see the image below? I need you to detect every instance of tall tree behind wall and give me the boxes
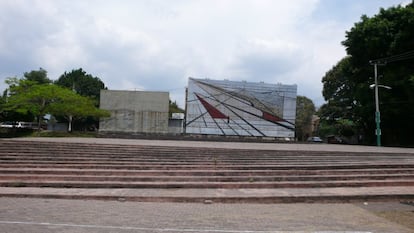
[295,96,316,141]
[322,2,414,146]
[55,68,107,131]
[55,68,106,104]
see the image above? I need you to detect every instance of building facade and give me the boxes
[99,90,169,133]
[185,78,297,138]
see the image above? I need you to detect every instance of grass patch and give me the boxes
[0,128,34,138]
[0,128,97,138]
[31,131,98,138]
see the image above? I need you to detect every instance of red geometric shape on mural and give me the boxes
[263,111,283,122]
[196,94,229,119]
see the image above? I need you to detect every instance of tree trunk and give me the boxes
[68,115,73,132]
[37,115,42,132]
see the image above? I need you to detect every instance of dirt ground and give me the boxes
[357,201,414,231]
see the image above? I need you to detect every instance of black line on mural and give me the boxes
[185,78,296,137]
[199,91,260,136]
[197,90,266,136]
[193,80,294,131]
[194,79,292,127]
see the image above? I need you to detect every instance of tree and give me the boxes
[49,92,109,132]
[4,82,109,132]
[322,2,414,146]
[169,100,184,117]
[319,57,360,141]
[55,68,106,102]
[321,57,357,121]
[55,68,107,130]
[5,84,66,130]
[295,96,316,141]
[0,90,6,122]
[1,69,53,123]
[23,68,51,85]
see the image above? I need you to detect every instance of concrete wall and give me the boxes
[168,119,184,134]
[99,90,169,133]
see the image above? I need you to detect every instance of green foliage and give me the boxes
[50,90,108,118]
[336,119,356,137]
[295,96,316,141]
[4,79,109,132]
[169,100,184,117]
[55,68,106,102]
[23,68,51,85]
[31,131,98,138]
[49,90,109,132]
[54,68,108,131]
[322,2,414,146]
[5,84,61,129]
[1,69,52,122]
[317,121,337,138]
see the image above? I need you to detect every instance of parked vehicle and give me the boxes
[327,135,347,144]
[0,121,45,129]
[0,121,22,128]
[307,136,323,143]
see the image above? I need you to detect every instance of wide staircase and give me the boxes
[0,139,414,203]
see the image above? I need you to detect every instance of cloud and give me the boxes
[230,38,304,81]
[0,0,406,107]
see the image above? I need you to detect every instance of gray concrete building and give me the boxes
[99,90,169,133]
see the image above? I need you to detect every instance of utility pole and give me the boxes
[370,61,390,146]
[373,63,381,146]
[369,50,414,146]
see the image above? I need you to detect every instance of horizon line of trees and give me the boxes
[0,68,109,132]
[318,1,414,146]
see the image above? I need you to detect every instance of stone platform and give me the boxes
[0,137,413,203]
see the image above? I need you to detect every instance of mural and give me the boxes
[185,78,297,137]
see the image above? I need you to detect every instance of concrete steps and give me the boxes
[1,180,414,189]
[0,139,414,203]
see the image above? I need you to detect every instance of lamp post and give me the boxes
[369,62,391,147]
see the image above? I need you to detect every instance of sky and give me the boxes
[0,0,409,108]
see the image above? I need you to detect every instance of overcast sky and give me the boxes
[0,0,408,107]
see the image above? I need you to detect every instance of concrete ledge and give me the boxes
[4,137,414,153]
[1,187,413,203]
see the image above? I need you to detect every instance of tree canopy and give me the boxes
[321,2,414,146]
[48,90,109,132]
[54,68,108,131]
[2,70,109,132]
[23,68,52,85]
[55,68,106,102]
[1,69,52,123]
[169,100,184,117]
[295,96,316,141]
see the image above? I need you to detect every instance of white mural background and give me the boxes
[185,78,297,137]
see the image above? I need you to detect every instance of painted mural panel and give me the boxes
[185,78,297,137]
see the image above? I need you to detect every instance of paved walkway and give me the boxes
[1,186,414,202]
[1,197,413,233]
[5,137,414,153]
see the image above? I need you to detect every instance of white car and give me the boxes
[307,136,323,143]
[0,121,32,128]
[0,121,20,128]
